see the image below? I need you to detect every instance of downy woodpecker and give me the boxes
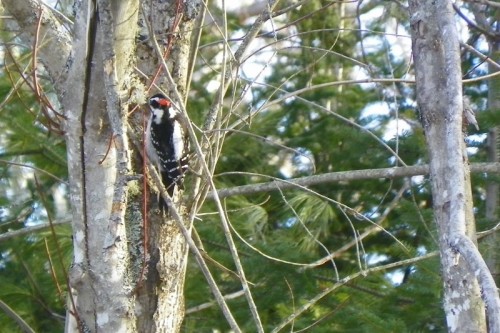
[146,93,189,210]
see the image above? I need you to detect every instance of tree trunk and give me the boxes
[63,1,141,331]
[132,2,199,332]
[1,0,199,331]
[485,38,500,287]
[409,0,500,331]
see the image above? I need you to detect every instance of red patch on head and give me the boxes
[158,98,171,107]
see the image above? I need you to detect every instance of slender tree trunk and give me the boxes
[409,0,500,331]
[485,38,500,287]
[63,1,141,331]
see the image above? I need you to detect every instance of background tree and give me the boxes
[0,0,499,332]
[409,0,499,330]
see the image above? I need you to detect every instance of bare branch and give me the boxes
[146,160,243,333]
[146,16,265,332]
[202,0,280,134]
[453,3,497,39]
[271,252,438,333]
[0,218,71,243]
[461,42,500,71]
[186,289,246,315]
[277,187,339,279]
[211,163,500,199]
[477,222,500,238]
[0,299,36,333]
[450,234,500,332]
[0,159,67,183]
[465,0,500,8]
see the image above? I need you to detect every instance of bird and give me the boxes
[145,93,189,211]
[463,96,479,131]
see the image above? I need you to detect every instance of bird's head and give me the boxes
[149,93,172,124]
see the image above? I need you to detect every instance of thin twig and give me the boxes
[147,161,242,333]
[271,252,438,333]
[186,289,247,314]
[146,14,265,332]
[0,219,70,243]
[0,159,67,183]
[228,78,409,165]
[0,299,35,333]
[277,187,339,279]
[300,184,409,270]
[460,42,500,71]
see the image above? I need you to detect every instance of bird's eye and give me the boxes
[150,100,160,109]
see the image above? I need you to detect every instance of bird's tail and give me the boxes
[158,165,186,213]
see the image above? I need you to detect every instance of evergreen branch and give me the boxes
[271,252,438,333]
[215,221,315,267]
[293,302,347,333]
[209,128,317,172]
[230,78,408,165]
[277,186,339,279]
[300,183,410,271]
[0,149,43,157]
[33,176,73,313]
[343,282,414,304]
[211,163,500,199]
[215,172,409,267]
[313,277,415,304]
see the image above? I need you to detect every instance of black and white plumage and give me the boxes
[146,93,189,209]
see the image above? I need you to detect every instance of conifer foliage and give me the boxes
[0,0,499,332]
